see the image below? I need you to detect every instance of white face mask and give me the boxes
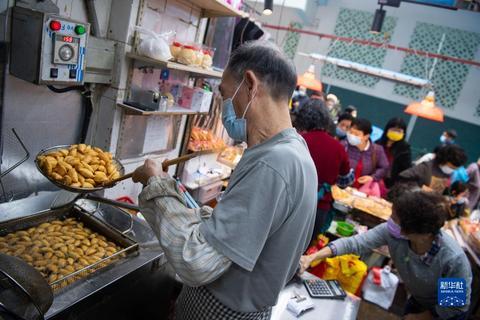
[347,133,362,146]
[440,165,455,175]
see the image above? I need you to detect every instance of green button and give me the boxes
[75,25,86,35]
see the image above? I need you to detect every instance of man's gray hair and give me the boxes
[226,41,297,101]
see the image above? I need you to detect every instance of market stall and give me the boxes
[0,0,247,318]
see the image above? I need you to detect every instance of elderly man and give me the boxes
[133,41,317,319]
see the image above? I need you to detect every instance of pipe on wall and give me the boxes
[262,23,480,68]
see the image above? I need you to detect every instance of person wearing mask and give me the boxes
[132,41,317,319]
[300,187,472,320]
[376,117,412,188]
[343,118,389,189]
[466,157,480,211]
[336,112,354,142]
[295,100,354,240]
[291,86,309,112]
[400,144,467,194]
[440,129,457,145]
[415,129,459,165]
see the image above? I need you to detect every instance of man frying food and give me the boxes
[133,41,317,320]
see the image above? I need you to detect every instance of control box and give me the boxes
[10,6,89,85]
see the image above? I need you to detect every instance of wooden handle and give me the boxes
[103,172,134,187]
[103,152,206,187]
[162,153,199,171]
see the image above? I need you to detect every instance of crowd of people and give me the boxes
[292,92,478,319]
[292,93,480,235]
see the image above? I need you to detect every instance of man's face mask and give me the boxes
[222,78,256,142]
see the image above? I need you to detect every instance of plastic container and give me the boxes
[178,44,197,65]
[170,41,183,60]
[194,45,204,67]
[201,46,215,69]
[336,221,355,236]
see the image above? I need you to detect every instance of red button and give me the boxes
[49,20,61,31]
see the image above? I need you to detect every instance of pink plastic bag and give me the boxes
[359,181,381,197]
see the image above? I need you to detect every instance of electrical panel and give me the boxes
[10,6,90,85]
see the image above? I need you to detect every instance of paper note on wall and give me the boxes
[142,116,173,154]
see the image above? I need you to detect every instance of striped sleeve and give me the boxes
[139,176,231,287]
[336,168,355,188]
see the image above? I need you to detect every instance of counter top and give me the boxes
[271,272,361,320]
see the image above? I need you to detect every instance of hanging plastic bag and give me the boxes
[134,26,174,61]
[362,266,399,310]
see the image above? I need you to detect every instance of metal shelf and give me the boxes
[117,102,209,116]
[194,0,248,17]
[126,53,223,79]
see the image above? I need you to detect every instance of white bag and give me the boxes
[135,26,173,61]
[362,266,399,310]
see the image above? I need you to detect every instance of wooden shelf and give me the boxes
[126,53,223,79]
[194,0,248,17]
[117,102,209,116]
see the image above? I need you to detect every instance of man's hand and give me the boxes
[358,175,373,185]
[404,311,433,320]
[132,159,167,185]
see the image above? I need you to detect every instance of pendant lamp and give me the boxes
[297,64,323,92]
[404,91,444,122]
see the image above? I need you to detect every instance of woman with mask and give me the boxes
[399,144,467,194]
[335,112,354,142]
[299,187,472,320]
[376,117,412,188]
[343,118,389,189]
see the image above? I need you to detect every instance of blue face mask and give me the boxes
[222,79,255,142]
[336,126,346,138]
[440,135,454,145]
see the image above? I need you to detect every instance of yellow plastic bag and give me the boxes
[337,255,368,295]
[316,255,368,295]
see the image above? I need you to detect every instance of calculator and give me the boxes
[303,279,347,299]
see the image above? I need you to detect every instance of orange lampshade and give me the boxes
[404,91,444,122]
[297,64,323,92]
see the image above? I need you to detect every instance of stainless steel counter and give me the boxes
[0,192,172,319]
[271,272,361,320]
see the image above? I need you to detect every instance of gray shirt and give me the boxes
[331,223,472,319]
[200,128,318,312]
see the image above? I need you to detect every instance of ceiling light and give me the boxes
[263,0,273,15]
[404,91,444,122]
[371,8,386,33]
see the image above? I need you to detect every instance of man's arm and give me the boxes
[135,161,231,287]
